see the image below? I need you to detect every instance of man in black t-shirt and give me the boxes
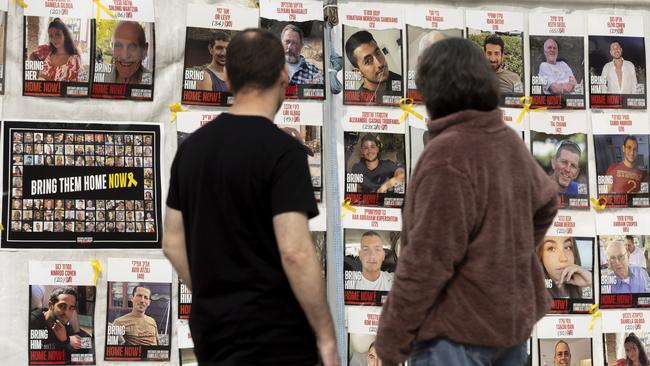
[351,133,405,194]
[29,287,82,362]
[163,29,339,366]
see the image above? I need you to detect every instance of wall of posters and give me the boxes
[2,121,163,248]
[260,0,325,100]
[23,0,92,97]
[405,7,463,103]
[344,228,398,306]
[599,235,650,308]
[181,4,257,106]
[340,3,403,106]
[537,316,593,366]
[529,13,585,109]
[588,14,646,109]
[91,0,155,100]
[466,10,525,107]
[104,258,172,362]
[602,311,650,365]
[29,260,96,365]
[592,112,650,208]
[530,111,590,209]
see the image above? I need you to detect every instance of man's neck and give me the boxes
[624,160,634,168]
[365,159,379,170]
[362,270,381,282]
[129,310,145,318]
[614,57,624,66]
[362,78,385,92]
[116,69,142,84]
[618,270,630,280]
[43,310,55,324]
[287,56,301,66]
[208,61,224,74]
[229,88,281,122]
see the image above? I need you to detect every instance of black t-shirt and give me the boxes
[167,113,319,365]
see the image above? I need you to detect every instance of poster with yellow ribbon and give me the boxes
[2,120,162,248]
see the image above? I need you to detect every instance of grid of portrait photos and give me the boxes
[3,122,161,248]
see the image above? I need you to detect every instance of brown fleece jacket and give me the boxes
[375,109,558,365]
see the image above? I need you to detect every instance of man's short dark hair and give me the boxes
[360,133,381,149]
[626,235,635,241]
[624,135,638,146]
[345,30,375,68]
[483,34,504,53]
[209,30,231,47]
[49,286,77,304]
[417,38,499,119]
[226,28,285,93]
[132,285,151,296]
[281,24,303,44]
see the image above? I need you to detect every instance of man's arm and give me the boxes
[273,211,339,366]
[162,207,192,291]
[628,61,638,93]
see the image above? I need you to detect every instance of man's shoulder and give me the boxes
[113,312,132,323]
[144,315,157,326]
[378,159,399,169]
[606,161,624,172]
[30,308,45,322]
[388,70,402,80]
[500,69,520,80]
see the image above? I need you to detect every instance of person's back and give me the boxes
[169,115,317,363]
[375,37,558,366]
[164,28,339,366]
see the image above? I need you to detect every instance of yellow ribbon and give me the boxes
[399,98,423,123]
[0,223,4,231]
[14,0,27,8]
[516,96,547,124]
[169,102,189,123]
[127,172,138,187]
[340,198,356,218]
[588,304,602,331]
[93,0,115,20]
[91,259,102,286]
[590,196,607,211]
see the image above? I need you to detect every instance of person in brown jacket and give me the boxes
[375,37,558,365]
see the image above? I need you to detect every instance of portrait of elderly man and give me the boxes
[105,21,152,84]
[538,38,577,95]
[604,240,650,294]
[280,24,322,85]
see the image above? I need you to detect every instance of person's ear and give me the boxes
[279,64,289,88]
[224,71,231,91]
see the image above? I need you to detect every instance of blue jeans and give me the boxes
[409,338,529,366]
